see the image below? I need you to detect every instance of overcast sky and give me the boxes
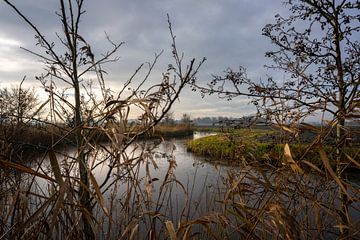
[0,0,289,118]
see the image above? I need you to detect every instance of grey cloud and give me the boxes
[0,0,288,118]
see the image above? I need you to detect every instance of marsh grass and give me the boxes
[183,125,360,239]
[0,122,194,161]
[1,131,360,239]
[140,124,194,139]
[186,134,237,160]
[1,1,359,238]
[187,127,360,168]
[1,119,359,239]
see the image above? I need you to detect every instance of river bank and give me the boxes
[2,130,360,238]
[187,127,360,169]
[0,123,195,162]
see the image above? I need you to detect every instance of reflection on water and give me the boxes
[88,132,229,238]
[32,132,228,237]
[93,132,228,211]
[32,131,360,238]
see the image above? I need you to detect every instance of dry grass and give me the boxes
[0,1,359,238]
[1,128,360,239]
[154,124,193,138]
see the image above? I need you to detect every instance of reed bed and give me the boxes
[1,132,360,239]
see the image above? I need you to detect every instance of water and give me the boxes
[85,132,232,238]
[25,132,360,238]
[27,132,230,238]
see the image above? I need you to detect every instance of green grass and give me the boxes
[187,128,360,167]
[187,128,276,163]
[186,134,236,160]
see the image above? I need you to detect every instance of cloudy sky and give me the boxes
[0,0,288,118]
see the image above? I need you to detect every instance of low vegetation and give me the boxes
[187,134,237,160]
[187,127,360,168]
[152,124,193,138]
[0,121,194,163]
[1,0,359,239]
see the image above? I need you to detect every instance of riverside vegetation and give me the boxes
[187,126,360,169]
[1,0,360,239]
[0,122,194,162]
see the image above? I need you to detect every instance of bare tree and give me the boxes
[2,1,204,239]
[191,0,359,235]
[0,79,39,126]
[0,88,13,125]
[181,113,191,125]
[162,111,175,125]
[194,1,359,127]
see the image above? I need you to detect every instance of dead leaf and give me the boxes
[284,143,304,174]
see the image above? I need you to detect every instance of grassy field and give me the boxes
[187,127,360,168]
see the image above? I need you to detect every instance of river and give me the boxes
[29,131,360,239]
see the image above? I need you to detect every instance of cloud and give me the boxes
[0,0,288,118]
